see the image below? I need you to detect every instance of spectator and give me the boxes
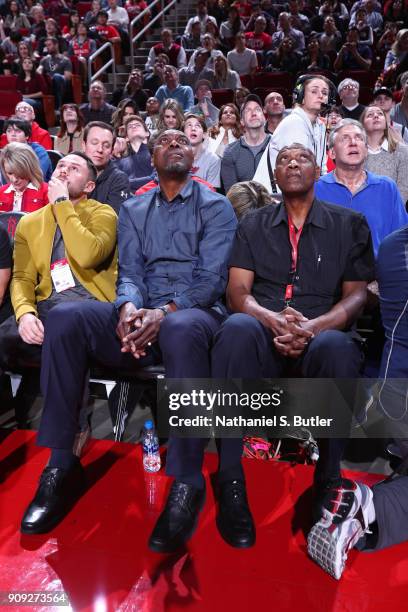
[111,68,148,111]
[29,5,46,40]
[178,48,213,90]
[325,105,346,170]
[2,117,52,181]
[211,55,241,90]
[315,119,408,255]
[155,65,194,112]
[391,71,408,129]
[226,180,273,218]
[350,7,374,46]
[245,15,273,55]
[265,35,302,73]
[245,3,275,36]
[181,21,203,51]
[300,34,331,72]
[95,10,121,44]
[0,27,22,58]
[373,86,408,143]
[156,98,184,133]
[38,18,69,56]
[361,104,408,205]
[271,12,305,52]
[145,29,187,72]
[362,0,383,32]
[11,40,33,75]
[190,79,219,128]
[111,98,139,136]
[216,143,374,544]
[1,101,52,150]
[55,104,85,155]
[16,57,47,117]
[0,224,12,325]
[107,0,129,29]
[68,22,97,82]
[263,91,286,135]
[208,103,242,157]
[254,75,331,191]
[184,0,217,36]
[204,20,222,50]
[183,113,221,187]
[333,27,372,71]
[143,54,167,94]
[220,6,245,50]
[338,78,366,120]
[234,86,250,110]
[83,121,130,214]
[80,80,116,125]
[115,115,153,191]
[143,97,160,131]
[383,28,408,75]
[38,37,72,109]
[287,0,310,34]
[4,1,30,31]
[227,32,258,77]
[384,0,408,22]
[376,21,398,55]
[62,10,81,42]
[0,142,48,212]
[84,0,102,27]
[188,33,223,70]
[221,94,270,193]
[319,16,342,55]
[124,0,150,22]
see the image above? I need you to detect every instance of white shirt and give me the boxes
[227,48,258,76]
[107,6,129,28]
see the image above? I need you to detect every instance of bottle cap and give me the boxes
[144,420,153,430]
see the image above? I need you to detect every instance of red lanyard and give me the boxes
[285,217,303,303]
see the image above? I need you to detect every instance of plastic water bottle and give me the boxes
[142,420,161,473]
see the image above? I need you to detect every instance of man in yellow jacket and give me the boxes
[0,151,117,421]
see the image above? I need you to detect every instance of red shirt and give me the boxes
[135,176,216,195]
[96,24,120,40]
[0,182,49,213]
[245,32,272,51]
[0,122,52,150]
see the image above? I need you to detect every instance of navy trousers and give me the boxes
[211,313,364,486]
[37,302,243,480]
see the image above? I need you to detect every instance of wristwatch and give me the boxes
[157,305,169,316]
[54,196,70,204]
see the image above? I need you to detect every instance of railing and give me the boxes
[88,41,117,89]
[129,0,178,71]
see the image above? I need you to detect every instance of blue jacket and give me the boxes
[114,144,154,191]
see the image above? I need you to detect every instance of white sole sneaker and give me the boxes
[307,481,373,580]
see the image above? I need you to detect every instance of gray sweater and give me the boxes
[366,144,408,206]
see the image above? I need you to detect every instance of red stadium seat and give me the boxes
[77,2,92,17]
[0,75,17,90]
[337,70,377,89]
[253,71,294,91]
[211,89,234,107]
[0,90,22,118]
[240,74,253,89]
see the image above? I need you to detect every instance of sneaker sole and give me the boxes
[307,484,373,580]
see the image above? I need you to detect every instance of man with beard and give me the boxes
[263,91,287,135]
[20,130,254,556]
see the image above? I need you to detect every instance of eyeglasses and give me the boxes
[341,84,358,90]
[16,106,32,112]
[338,133,365,144]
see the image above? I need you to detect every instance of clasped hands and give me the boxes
[264,306,316,358]
[116,302,165,359]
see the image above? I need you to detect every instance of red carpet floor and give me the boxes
[1,430,408,612]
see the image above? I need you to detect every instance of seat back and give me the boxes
[47,149,63,171]
[0,211,26,246]
[0,90,22,118]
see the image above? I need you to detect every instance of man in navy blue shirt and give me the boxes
[20,130,255,553]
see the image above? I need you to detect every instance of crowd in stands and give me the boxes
[1,0,408,587]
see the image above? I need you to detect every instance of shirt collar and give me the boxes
[4,182,38,193]
[157,177,194,205]
[271,198,327,229]
[368,139,389,153]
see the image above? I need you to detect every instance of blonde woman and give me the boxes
[155,99,185,133]
[0,142,48,213]
[361,104,408,205]
[226,180,273,219]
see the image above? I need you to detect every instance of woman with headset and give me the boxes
[253,74,337,194]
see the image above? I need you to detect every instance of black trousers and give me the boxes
[211,313,365,487]
[37,301,243,481]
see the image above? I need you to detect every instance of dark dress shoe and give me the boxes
[216,479,255,548]
[21,463,86,535]
[148,481,205,553]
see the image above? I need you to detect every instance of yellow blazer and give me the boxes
[11,198,118,321]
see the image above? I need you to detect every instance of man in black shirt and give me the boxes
[212,143,375,520]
